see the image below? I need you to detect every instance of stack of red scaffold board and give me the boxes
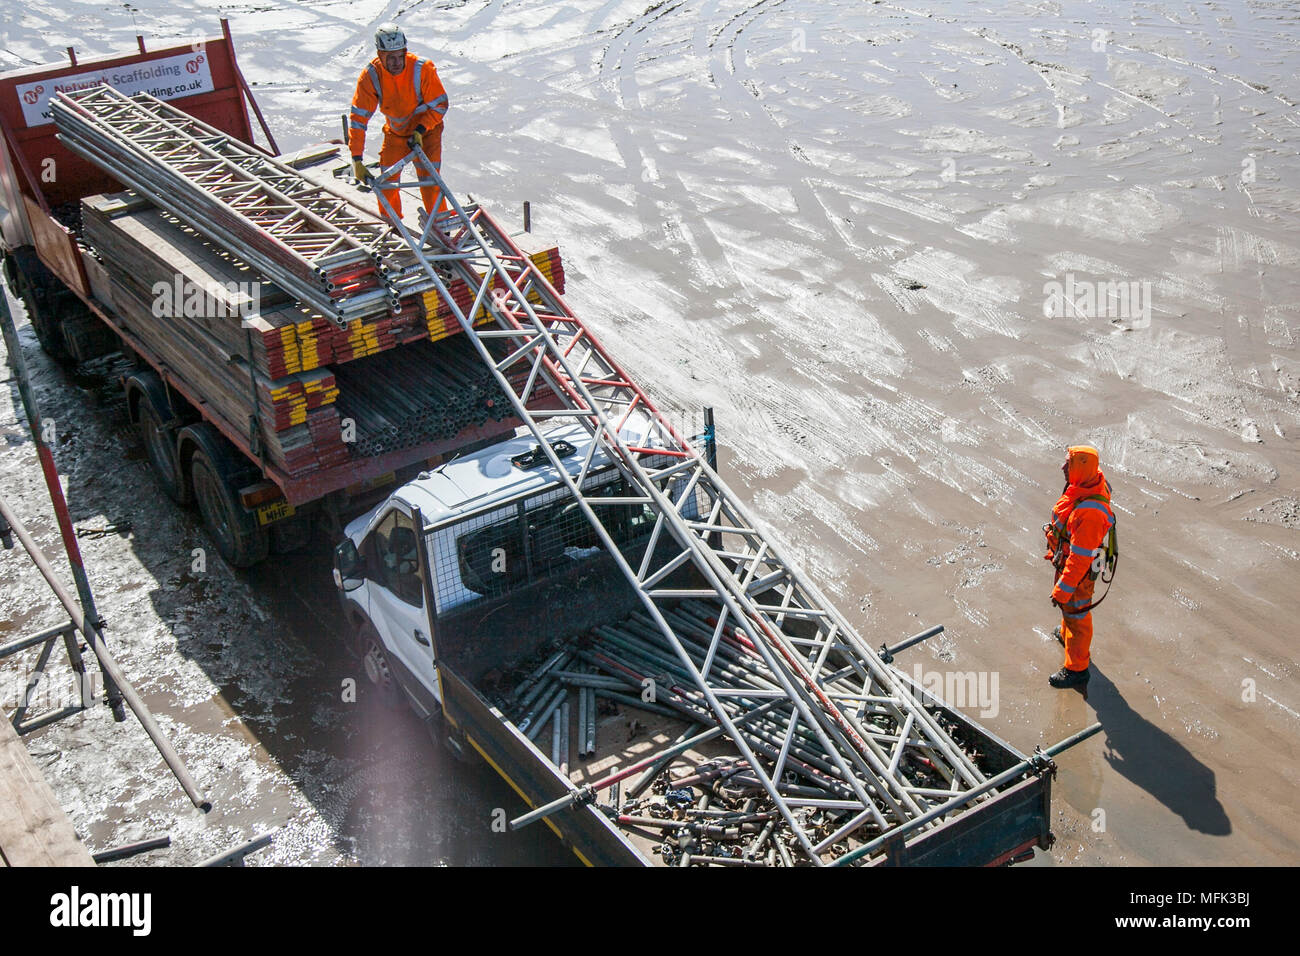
[257,369,340,430]
[421,247,566,340]
[236,246,564,376]
[82,193,353,474]
[80,189,565,478]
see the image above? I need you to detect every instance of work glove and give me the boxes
[351,157,369,183]
[1050,582,1072,606]
[407,125,426,150]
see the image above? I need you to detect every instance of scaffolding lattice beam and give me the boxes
[371,148,991,864]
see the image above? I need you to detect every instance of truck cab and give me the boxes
[333,417,693,726]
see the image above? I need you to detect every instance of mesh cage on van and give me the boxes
[429,452,701,613]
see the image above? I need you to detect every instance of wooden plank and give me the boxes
[0,717,94,866]
[106,278,347,473]
[84,190,565,374]
[78,183,563,479]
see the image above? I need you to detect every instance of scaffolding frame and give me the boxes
[52,86,429,325]
[367,149,999,864]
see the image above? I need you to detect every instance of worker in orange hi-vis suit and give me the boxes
[1042,445,1116,689]
[347,23,450,220]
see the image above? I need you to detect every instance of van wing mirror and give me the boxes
[333,539,363,589]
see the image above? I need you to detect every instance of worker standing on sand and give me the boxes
[1043,445,1116,688]
[348,23,449,220]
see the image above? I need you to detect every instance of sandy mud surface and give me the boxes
[1,0,1296,865]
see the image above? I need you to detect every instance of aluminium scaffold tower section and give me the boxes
[51,86,431,326]
[369,147,994,865]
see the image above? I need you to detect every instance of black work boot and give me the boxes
[1049,666,1090,689]
[1052,626,1064,646]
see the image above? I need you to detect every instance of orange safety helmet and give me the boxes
[1062,445,1100,486]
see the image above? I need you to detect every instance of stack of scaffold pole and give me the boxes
[496,599,996,867]
[54,86,402,325]
[55,86,564,330]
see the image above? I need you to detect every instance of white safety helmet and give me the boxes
[375,23,406,52]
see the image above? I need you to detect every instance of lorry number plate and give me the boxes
[256,501,295,526]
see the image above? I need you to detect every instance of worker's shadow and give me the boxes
[1080,667,1231,836]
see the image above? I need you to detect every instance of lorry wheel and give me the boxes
[138,401,190,505]
[191,449,269,568]
[58,306,116,363]
[6,249,73,364]
[358,624,402,709]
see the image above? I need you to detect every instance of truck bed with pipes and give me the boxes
[334,422,1067,866]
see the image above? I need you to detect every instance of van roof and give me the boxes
[397,423,610,526]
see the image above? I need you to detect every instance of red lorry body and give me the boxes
[1,23,536,513]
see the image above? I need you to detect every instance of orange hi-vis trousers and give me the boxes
[377,126,448,220]
[1059,573,1096,671]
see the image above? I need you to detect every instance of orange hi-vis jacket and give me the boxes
[1048,472,1114,613]
[348,52,448,158]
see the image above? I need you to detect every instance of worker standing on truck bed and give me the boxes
[1043,445,1117,689]
[348,23,449,220]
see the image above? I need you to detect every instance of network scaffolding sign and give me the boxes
[14,51,215,128]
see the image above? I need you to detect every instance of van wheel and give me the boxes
[138,401,190,504]
[359,624,402,709]
[191,449,268,568]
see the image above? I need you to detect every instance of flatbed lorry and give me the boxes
[0,24,555,566]
[2,25,1087,866]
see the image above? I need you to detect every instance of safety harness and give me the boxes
[1046,493,1118,613]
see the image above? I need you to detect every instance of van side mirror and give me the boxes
[333,539,364,590]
